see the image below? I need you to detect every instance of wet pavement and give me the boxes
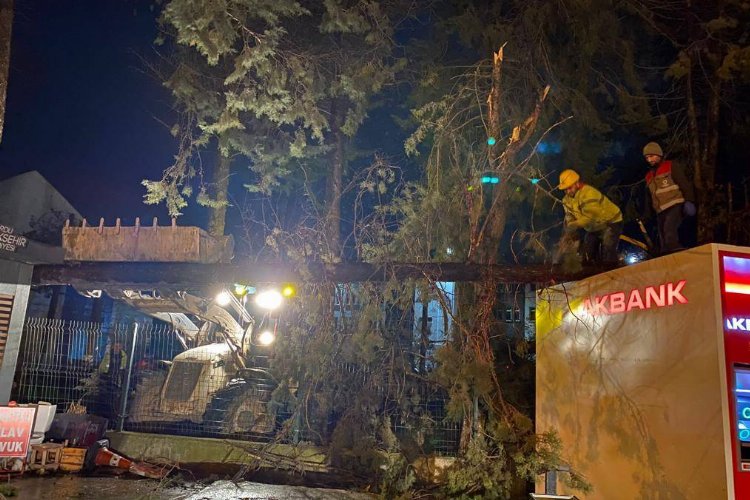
[9,475,376,499]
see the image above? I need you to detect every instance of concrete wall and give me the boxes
[106,431,328,472]
[0,259,31,403]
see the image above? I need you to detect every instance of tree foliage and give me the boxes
[141,1,750,497]
[144,0,408,246]
[630,0,750,242]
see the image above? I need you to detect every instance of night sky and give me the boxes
[0,1,203,226]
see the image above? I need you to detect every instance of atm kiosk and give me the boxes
[536,244,750,499]
[722,252,750,492]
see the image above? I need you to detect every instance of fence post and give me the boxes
[545,469,557,494]
[118,323,138,431]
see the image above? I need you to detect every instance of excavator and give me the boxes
[61,219,287,438]
[122,288,283,438]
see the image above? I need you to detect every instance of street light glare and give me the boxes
[258,330,276,346]
[255,290,282,310]
[215,291,232,306]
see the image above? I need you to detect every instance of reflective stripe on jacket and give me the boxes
[645,161,685,213]
[98,349,128,374]
[562,184,623,232]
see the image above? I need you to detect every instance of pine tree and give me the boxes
[631,0,750,243]
[144,0,408,249]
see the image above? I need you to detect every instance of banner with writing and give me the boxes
[0,406,36,457]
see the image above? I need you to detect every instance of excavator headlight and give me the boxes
[215,291,232,306]
[255,290,282,310]
[258,330,276,346]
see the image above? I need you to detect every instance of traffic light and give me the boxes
[481,175,500,184]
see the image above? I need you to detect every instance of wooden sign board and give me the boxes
[0,406,36,458]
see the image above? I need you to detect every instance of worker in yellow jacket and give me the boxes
[556,169,623,264]
[98,341,127,386]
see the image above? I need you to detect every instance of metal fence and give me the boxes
[13,317,460,454]
[14,317,302,442]
[14,319,182,426]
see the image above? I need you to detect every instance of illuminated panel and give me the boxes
[737,368,750,442]
[725,256,750,295]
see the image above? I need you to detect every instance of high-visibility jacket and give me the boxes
[563,184,623,232]
[645,160,692,214]
[98,348,127,374]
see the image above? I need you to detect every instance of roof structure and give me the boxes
[0,170,81,234]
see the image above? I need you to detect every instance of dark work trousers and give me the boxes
[582,221,624,264]
[657,204,684,254]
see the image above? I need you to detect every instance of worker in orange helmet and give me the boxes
[555,169,623,265]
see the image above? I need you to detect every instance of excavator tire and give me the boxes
[204,379,276,438]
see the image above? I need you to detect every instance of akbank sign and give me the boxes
[726,317,750,332]
[583,280,688,316]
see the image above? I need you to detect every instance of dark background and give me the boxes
[0,1,204,226]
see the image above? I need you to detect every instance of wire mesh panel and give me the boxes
[15,318,108,410]
[390,386,461,456]
[14,319,175,427]
[13,314,459,454]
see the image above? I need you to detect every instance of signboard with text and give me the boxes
[0,406,36,458]
[0,224,28,253]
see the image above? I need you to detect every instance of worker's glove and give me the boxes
[683,201,696,217]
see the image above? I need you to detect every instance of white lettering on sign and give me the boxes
[727,317,750,332]
[0,442,22,453]
[0,225,27,253]
[583,280,688,316]
[0,427,26,438]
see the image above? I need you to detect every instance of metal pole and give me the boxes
[545,470,557,494]
[117,323,138,431]
[419,297,429,374]
[472,393,479,439]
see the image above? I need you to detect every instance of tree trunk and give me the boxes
[685,56,702,191]
[685,55,710,243]
[208,145,231,237]
[326,108,344,259]
[472,48,548,265]
[471,47,507,265]
[0,0,13,143]
[697,81,721,243]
